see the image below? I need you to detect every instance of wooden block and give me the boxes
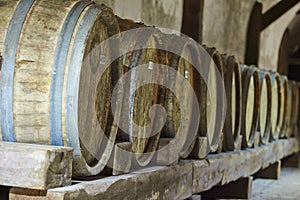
[189,137,209,159]
[254,161,281,180]
[156,138,179,165]
[200,177,253,199]
[102,142,132,175]
[282,153,300,168]
[9,188,47,200]
[235,135,243,151]
[254,131,260,148]
[0,142,73,190]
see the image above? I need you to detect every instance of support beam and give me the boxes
[245,2,262,66]
[254,161,281,180]
[181,0,204,42]
[200,177,253,199]
[261,0,300,31]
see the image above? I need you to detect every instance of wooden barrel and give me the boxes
[289,80,299,137]
[203,47,225,153]
[257,70,272,144]
[0,1,123,176]
[279,76,290,138]
[269,72,281,141]
[221,55,242,151]
[117,17,166,166]
[160,34,201,158]
[240,65,260,148]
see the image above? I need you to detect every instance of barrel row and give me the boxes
[1,1,299,176]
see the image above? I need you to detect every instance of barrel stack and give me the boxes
[0,1,299,178]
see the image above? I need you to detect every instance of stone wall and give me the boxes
[95,0,183,32]
[96,0,300,71]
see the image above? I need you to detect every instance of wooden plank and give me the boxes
[201,177,253,199]
[48,163,193,200]
[261,0,300,31]
[0,142,73,190]
[192,138,299,193]
[44,138,298,199]
[254,161,281,180]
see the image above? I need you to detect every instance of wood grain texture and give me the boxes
[14,0,78,143]
[0,142,73,190]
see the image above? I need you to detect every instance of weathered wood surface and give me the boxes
[47,163,193,200]
[0,142,73,190]
[34,138,300,200]
[192,138,299,194]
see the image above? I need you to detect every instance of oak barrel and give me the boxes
[279,76,290,138]
[117,17,166,166]
[257,70,271,144]
[202,47,226,153]
[221,55,242,151]
[269,72,281,141]
[240,65,260,148]
[0,0,122,176]
[289,80,299,137]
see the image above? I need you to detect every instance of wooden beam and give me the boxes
[261,0,300,31]
[44,138,299,199]
[245,2,262,66]
[181,0,204,42]
[0,142,73,190]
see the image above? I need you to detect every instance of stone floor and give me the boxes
[252,167,300,199]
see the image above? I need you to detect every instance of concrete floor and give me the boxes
[252,167,300,199]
